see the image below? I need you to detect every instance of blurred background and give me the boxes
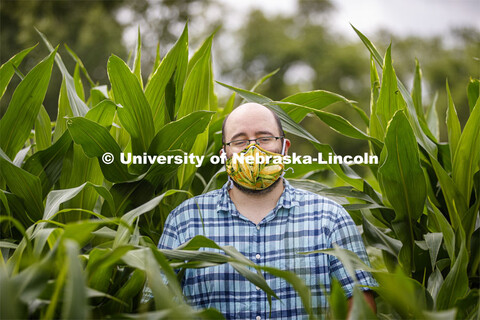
[1,0,479,159]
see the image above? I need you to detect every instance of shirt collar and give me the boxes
[217,178,298,215]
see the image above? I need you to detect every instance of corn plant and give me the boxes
[1,22,478,320]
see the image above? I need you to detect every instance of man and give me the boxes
[157,103,377,318]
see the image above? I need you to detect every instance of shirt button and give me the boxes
[256,225,260,230]
[256,316,261,320]
[255,254,261,259]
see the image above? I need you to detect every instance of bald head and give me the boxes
[222,103,284,144]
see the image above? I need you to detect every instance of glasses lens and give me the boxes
[230,140,248,148]
[257,137,275,146]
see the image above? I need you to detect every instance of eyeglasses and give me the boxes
[224,136,284,149]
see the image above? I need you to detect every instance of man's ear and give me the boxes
[219,148,225,156]
[283,138,291,155]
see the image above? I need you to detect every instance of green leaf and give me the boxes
[148,111,214,154]
[52,79,73,142]
[376,45,404,132]
[429,156,467,231]
[436,241,469,310]
[23,131,72,197]
[34,105,52,151]
[281,90,357,122]
[362,217,402,258]
[378,110,426,275]
[411,58,423,122]
[0,45,36,100]
[36,29,89,117]
[250,68,279,92]
[425,91,439,141]
[352,25,437,157]
[85,100,117,127]
[451,95,480,205]
[67,117,137,183]
[467,77,479,113]
[446,80,462,163]
[0,48,56,159]
[64,44,95,87]
[312,142,363,190]
[369,56,383,142]
[132,27,143,89]
[424,233,443,271]
[62,240,89,320]
[145,24,188,130]
[426,199,456,263]
[113,190,184,248]
[42,182,114,222]
[0,148,44,223]
[177,32,214,118]
[328,278,348,320]
[108,55,155,154]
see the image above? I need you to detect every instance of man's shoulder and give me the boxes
[288,184,343,207]
[287,183,347,218]
[169,187,224,217]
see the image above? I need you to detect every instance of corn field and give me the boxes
[0,24,479,319]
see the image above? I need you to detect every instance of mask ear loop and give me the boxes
[280,138,294,177]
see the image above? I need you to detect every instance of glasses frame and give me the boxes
[224,136,284,148]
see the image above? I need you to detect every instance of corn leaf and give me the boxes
[281,90,357,122]
[176,34,214,187]
[145,24,188,130]
[52,79,73,142]
[148,111,214,154]
[467,78,479,113]
[37,29,89,117]
[0,48,56,159]
[34,105,52,151]
[426,199,455,263]
[378,110,426,275]
[436,240,469,310]
[132,28,143,89]
[0,148,44,223]
[62,240,89,320]
[376,45,404,131]
[108,55,155,154]
[67,117,137,183]
[451,95,480,205]
[352,25,437,156]
[425,92,439,141]
[85,100,117,127]
[446,80,462,163]
[23,131,72,197]
[0,45,36,100]
[42,182,114,222]
[113,190,183,248]
[64,44,95,87]
[369,56,383,142]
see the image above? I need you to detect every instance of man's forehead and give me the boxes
[225,115,279,138]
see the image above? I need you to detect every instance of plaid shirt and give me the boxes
[152,179,376,319]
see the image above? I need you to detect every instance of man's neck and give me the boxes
[228,179,285,225]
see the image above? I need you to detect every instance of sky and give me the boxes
[220,0,480,39]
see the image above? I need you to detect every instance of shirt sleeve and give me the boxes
[157,209,181,250]
[328,204,378,298]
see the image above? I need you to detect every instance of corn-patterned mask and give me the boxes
[226,144,284,190]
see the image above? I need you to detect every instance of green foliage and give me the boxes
[0,24,478,320]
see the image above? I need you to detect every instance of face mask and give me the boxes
[225,143,285,190]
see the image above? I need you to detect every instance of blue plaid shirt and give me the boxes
[155,179,376,319]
